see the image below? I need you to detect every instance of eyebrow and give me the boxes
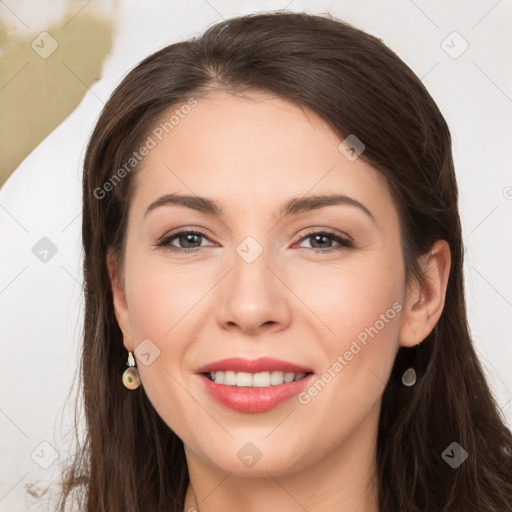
[144,193,375,222]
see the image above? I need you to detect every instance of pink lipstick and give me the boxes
[196,357,314,413]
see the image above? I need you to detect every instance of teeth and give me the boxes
[224,371,236,386]
[270,371,284,385]
[284,372,295,383]
[209,370,309,387]
[253,372,271,387]
[236,372,253,387]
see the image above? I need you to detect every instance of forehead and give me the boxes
[128,91,395,222]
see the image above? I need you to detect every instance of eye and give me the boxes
[295,231,353,252]
[155,229,215,252]
[154,229,352,254]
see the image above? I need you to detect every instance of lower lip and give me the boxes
[199,374,315,413]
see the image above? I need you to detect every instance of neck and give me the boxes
[183,403,380,512]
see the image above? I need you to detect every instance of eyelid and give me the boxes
[293,228,353,251]
[295,227,352,244]
[155,227,353,252]
[155,227,218,250]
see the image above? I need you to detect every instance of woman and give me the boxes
[59,11,512,512]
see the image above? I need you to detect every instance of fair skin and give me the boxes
[107,91,450,512]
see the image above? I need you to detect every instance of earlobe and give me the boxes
[398,240,451,348]
[106,248,134,352]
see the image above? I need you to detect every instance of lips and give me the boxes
[196,357,315,413]
[196,357,313,375]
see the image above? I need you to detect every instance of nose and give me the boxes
[216,243,292,335]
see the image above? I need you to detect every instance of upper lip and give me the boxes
[196,357,314,374]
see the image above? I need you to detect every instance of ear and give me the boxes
[398,240,451,347]
[106,247,134,352]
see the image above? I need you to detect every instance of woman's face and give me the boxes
[110,90,414,476]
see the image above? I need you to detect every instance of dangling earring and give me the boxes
[402,367,416,386]
[122,351,141,389]
[402,339,422,386]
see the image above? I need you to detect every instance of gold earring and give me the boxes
[122,351,141,390]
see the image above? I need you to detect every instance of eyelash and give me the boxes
[155,229,353,254]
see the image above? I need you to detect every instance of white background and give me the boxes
[1,1,511,510]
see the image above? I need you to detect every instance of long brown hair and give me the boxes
[59,11,512,511]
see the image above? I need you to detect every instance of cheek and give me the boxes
[294,251,404,344]
[124,249,209,342]
[122,250,220,438]
[293,255,404,412]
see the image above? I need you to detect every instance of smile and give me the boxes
[205,370,309,386]
[196,357,315,413]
